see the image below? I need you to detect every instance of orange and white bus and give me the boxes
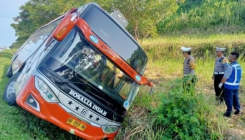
[3,3,153,139]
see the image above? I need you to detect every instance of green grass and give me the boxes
[141,34,245,62]
[146,59,245,87]
[1,35,245,139]
[142,34,245,47]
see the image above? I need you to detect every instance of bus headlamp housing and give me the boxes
[102,125,119,134]
[34,77,59,103]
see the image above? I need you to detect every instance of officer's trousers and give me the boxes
[214,74,224,102]
[224,88,240,113]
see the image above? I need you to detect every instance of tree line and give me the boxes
[10,0,245,49]
[10,0,182,49]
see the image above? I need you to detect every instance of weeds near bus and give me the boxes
[152,79,223,140]
[116,79,225,140]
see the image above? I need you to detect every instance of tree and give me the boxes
[111,0,182,40]
[11,0,89,48]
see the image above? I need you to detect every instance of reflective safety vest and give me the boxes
[224,62,242,89]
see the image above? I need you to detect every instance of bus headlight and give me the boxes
[35,77,59,102]
[102,125,119,134]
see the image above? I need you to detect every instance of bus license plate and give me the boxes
[66,118,86,131]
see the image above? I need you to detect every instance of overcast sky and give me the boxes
[0,0,29,47]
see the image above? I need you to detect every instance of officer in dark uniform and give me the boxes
[181,46,196,92]
[212,47,228,103]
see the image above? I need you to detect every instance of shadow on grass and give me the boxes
[0,65,10,88]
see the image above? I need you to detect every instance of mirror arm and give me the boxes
[140,76,155,94]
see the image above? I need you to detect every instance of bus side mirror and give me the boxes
[52,13,78,42]
[148,82,154,95]
[149,86,154,95]
[69,8,78,14]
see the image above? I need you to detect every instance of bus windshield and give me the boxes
[43,28,139,106]
[80,5,147,75]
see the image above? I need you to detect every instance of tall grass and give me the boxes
[116,79,227,140]
[141,35,245,86]
[142,34,245,48]
[142,34,245,61]
[157,0,245,35]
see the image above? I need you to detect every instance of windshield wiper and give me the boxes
[49,73,114,106]
[40,66,87,86]
[53,79,88,85]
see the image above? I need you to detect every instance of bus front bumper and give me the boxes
[16,76,118,140]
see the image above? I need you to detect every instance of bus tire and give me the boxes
[3,72,20,106]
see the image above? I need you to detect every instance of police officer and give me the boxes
[181,47,196,92]
[212,47,229,103]
[218,52,242,117]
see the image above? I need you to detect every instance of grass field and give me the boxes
[1,35,245,139]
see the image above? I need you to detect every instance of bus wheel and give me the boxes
[3,72,20,106]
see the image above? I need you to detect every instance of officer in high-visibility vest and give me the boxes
[181,46,196,92]
[212,47,229,103]
[219,52,242,117]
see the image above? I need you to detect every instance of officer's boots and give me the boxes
[223,112,231,117]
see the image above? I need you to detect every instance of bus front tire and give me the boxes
[3,72,20,106]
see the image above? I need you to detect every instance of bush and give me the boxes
[151,79,223,140]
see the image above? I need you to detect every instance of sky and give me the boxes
[0,0,29,47]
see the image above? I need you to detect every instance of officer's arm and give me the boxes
[189,59,195,74]
[222,57,229,71]
[221,65,232,84]
[188,59,195,81]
